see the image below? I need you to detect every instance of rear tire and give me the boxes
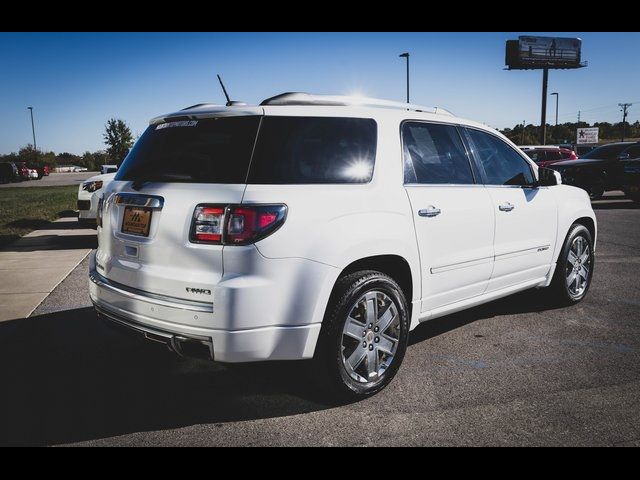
[587,182,604,200]
[549,224,594,305]
[313,270,409,400]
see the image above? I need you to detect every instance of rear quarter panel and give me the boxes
[240,113,422,326]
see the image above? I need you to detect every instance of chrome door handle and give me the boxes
[499,202,515,212]
[418,206,441,217]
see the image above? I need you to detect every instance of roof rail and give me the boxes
[260,92,453,116]
[181,103,222,110]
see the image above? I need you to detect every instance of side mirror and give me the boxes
[537,167,561,186]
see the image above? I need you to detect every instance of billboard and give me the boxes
[577,127,599,145]
[506,36,584,70]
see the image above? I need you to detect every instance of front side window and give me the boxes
[248,117,377,184]
[466,129,535,186]
[402,122,474,184]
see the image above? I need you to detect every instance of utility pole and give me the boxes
[540,68,549,144]
[27,106,37,164]
[521,120,526,145]
[578,110,581,123]
[550,92,559,126]
[619,103,632,142]
[399,52,410,103]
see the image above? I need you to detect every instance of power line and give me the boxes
[556,99,640,120]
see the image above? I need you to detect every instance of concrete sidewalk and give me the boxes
[0,217,96,321]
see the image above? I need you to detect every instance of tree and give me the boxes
[103,118,133,165]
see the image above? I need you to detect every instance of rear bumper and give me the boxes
[92,298,321,363]
[89,255,323,363]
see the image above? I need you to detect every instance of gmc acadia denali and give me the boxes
[90,93,597,398]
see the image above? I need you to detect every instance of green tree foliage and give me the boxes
[501,121,640,145]
[103,118,133,164]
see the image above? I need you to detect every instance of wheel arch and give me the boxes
[338,254,414,310]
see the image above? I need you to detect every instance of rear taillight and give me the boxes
[190,204,287,245]
[191,206,225,243]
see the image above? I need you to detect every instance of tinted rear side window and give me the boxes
[248,117,377,184]
[116,116,260,184]
[402,122,475,184]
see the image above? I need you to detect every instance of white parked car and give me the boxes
[90,93,597,398]
[77,172,116,227]
[101,164,118,175]
[29,168,39,179]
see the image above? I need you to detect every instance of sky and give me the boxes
[1,32,639,155]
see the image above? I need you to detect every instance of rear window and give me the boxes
[116,116,261,184]
[248,117,377,184]
[116,115,377,185]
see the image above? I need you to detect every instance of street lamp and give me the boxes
[27,107,38,161]
[550,92,559,126]
[399,52,410,103]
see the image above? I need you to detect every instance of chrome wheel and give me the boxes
[566,235,591,297]
[341,290,400,383]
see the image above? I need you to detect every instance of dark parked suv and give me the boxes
[550,142,640,199]
[622,159,640,203]
[0,162,20,183]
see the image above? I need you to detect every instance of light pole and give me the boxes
[550,92,559,126]
[521,120,526,145]
[399,52,410,103]
[27,107,38,161]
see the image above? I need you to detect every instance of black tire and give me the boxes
[549,223,594,305]
[313,270,409,399]
[587,183,604,200]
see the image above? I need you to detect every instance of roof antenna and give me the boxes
[216,74,247,107]
[217,74,232,106]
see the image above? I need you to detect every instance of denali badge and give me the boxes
[186,287,211,295]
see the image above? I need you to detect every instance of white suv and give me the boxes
[78,172,117,227]
[90,93,596,398]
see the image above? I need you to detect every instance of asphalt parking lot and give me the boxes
[0,192,638,446]
[0,171,98,188]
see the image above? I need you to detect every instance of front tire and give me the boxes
[549,224,594,305]
[314,270,409,399]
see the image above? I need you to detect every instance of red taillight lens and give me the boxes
[190,204,287,245]
[226,205,287,245]
[191,206,225,243]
